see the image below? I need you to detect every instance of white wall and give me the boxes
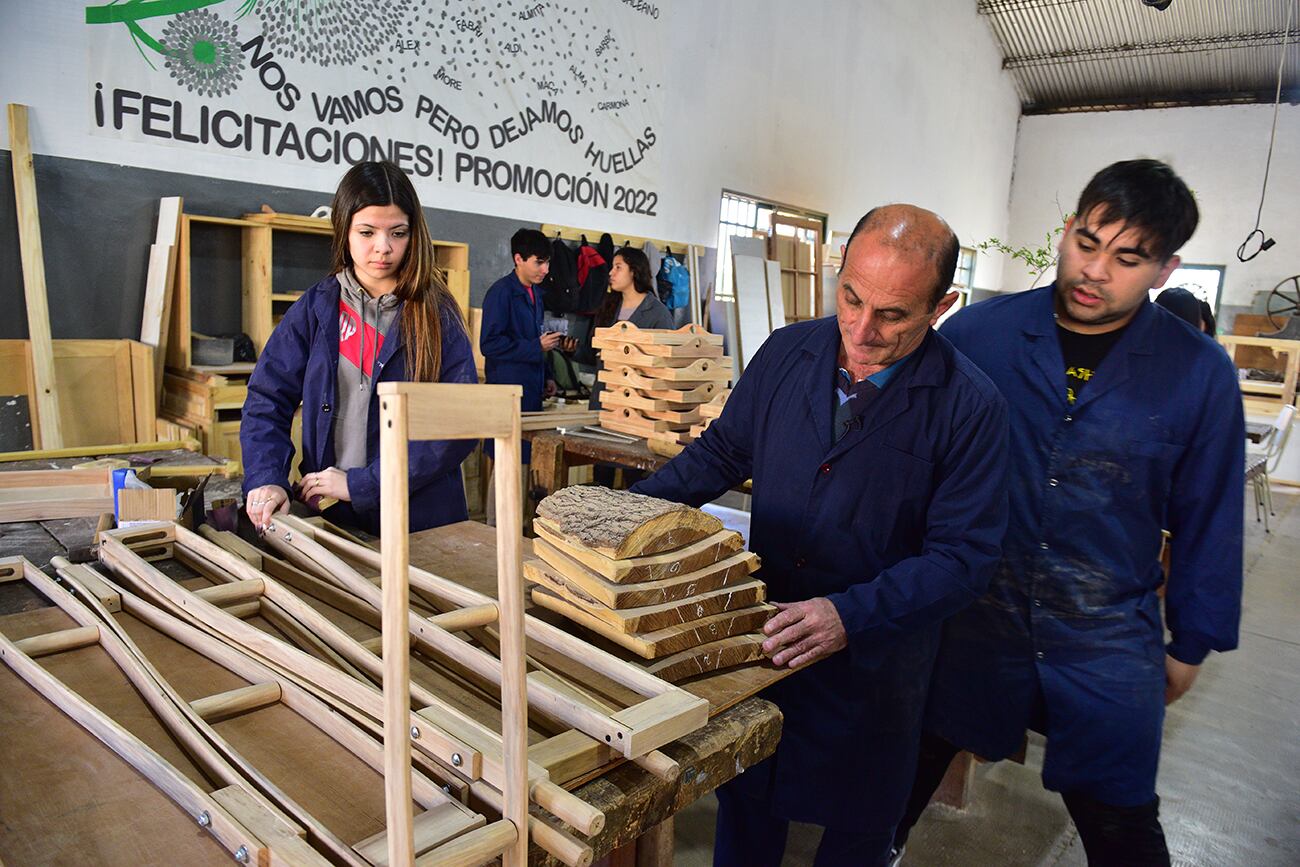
[660,0,1021,293]
[1006,105,1300,304]
[0,0,1019,286]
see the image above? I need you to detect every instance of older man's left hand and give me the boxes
[762,597,847,669]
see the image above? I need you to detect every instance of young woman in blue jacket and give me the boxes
[241,161,476,534]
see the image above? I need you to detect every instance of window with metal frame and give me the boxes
[714,191,827,326]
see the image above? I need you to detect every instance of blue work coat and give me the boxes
[481,272,551,461]
[632,317,1009,830]
[927,286,1244,806]
[241,275,477,535]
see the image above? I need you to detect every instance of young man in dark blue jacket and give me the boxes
[481,228,572,463]
[632,205,1010,867]
[893,160,1244,866]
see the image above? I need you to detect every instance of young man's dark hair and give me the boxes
[510,228,551,262]
[1075,159,1198,263]
[843,206,960,308]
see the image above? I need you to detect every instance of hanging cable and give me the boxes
[1238,0,1296,262]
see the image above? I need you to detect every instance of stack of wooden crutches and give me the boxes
[524,486,774,682]
[593,323,732,447]
[24,383,708,866]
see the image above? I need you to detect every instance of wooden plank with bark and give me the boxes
[642,635,770,683]
[533,521,743,584]
[534,487,721,560]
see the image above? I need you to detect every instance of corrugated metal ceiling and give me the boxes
[978,0,1300,113]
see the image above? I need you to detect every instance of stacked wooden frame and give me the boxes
[593,323,732,446]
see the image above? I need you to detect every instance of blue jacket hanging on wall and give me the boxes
[657,251,691,310]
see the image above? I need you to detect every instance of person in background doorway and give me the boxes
[893,160,1244,866]
[241,160,476,535]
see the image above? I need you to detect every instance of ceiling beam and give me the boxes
[1003,30,1296,69]
[1023,87,1300,114]
[978,0,1089,13]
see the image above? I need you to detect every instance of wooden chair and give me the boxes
[1247,404,1297,533]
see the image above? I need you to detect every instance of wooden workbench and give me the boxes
[0,520,786,866]
[528,431,671,502]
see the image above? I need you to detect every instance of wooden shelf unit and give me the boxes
[241,211,471,357]
[166,213,264,372]
[161,366,302,472]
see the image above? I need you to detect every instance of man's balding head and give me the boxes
[842,204,960,309]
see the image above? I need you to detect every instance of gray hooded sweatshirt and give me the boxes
[334,269,401,470]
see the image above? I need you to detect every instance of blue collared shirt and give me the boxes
[833,356,907,441]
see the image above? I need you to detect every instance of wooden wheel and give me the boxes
[1267,275,1300,330]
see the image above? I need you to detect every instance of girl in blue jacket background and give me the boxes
[241,161,476,535]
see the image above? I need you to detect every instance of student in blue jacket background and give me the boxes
[480,228,573,463]
[893,160,1244,866]
[633,205,1009,867]
[241,160,476,535]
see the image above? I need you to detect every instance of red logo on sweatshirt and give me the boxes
[339,299,385,376]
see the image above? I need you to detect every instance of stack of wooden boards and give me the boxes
[524,486,773,682]
[593,323,732,448]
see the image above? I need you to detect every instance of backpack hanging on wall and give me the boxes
[657,250,691,310]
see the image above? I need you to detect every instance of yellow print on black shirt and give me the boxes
[1064,366,1095,405]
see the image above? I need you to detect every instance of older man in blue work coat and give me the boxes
[632,205,1010,867]
[893,160,1244,866]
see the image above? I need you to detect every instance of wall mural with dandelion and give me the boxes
[85,0,666,214]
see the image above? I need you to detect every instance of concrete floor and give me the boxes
[673,488,1300,866]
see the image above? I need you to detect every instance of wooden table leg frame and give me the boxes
[49,557,491,867]
[0,557,269,867]
[98,523,598,866]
